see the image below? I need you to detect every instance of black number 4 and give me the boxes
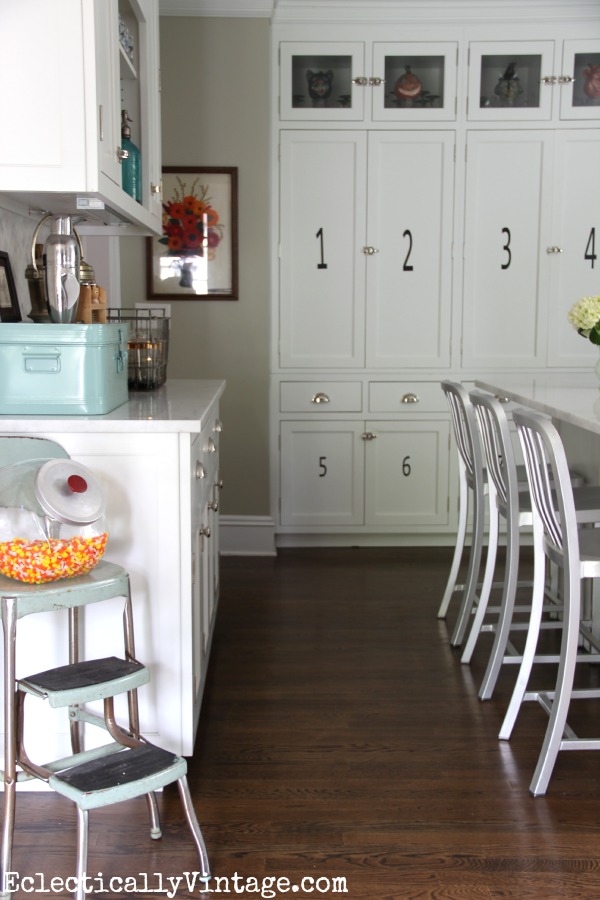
[585,228,597,269]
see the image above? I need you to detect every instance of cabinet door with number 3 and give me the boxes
[461,130,554,369]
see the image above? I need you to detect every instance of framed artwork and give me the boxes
[147,166,238,301]
[0,252,21,322]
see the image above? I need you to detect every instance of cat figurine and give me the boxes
[306,69,334,103]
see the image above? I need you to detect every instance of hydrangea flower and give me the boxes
[567,296,600,344]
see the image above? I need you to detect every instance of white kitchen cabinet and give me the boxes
[0,381,224,773]
[279,414,450,531]
[278,39,458,122]
[467,38,600,122]
[0,0,162,232]
[547,130,600,366]
[271,6,600,546]
[278,129,454,369]
[462,128,600,370]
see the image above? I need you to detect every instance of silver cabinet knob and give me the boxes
[195,461,206,480]
[206,437,217,453]
[311,392,330,404]
[557,75,576,84]
[362,246,379,255]
[150,182,161,194]
[214,418,223,433]
[541,76,557,84]
[116,147,129,162]
[369,77,385,86]
[546,246,563,254]
[362,432,378,441]
[200,526,211,538]
[208,499,219,512]
[352,76,368,86]
[401,393,419,404]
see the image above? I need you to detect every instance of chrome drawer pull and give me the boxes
[311,393,330,404]
[401,393,419,404]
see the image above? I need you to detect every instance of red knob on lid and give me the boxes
[67,474,88,494]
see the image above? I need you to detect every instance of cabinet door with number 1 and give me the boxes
[279,131,367,368]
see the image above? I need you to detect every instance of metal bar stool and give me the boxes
[0,437,210,899]
[499,409,600,796]
[469,391,600,700]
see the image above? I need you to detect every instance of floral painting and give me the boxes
[147,167,238,300]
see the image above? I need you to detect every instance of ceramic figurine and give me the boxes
[494,62,523,105]
[583,64,600,99]
[306,70,333,103]
[393,65,422,103]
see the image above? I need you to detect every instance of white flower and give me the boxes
[568,296,600,336]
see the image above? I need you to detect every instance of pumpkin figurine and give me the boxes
[394,65,422,104]
[583,64,600,100]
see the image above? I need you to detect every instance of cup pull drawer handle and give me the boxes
[401,393,419,404]
[195,461,206,480]
[311,393,330,404]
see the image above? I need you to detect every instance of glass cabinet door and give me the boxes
[279,42,366,120]
[371,42,458,121]
[560,40,600,120]
[467,41,555,120]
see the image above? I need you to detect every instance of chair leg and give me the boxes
[74,808,88,900]
[499,524,546,741]
[451,482,485,647]
[438,467,468,619]
[461,500,499,664]
[479,517,521,699]
[529,570,582,797]
[146,792,163,839]
[0,598,17,900]
[177,776,211,881]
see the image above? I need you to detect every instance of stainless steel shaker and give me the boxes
[43,215,81,323]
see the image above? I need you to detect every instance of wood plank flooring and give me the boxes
[7,547,600,898]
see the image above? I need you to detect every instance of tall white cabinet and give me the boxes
[0,0,162,233]
[270,2,600,546]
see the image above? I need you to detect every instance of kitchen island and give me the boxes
[0,379,225,775]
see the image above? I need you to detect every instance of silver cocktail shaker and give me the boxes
[43,215,81,323]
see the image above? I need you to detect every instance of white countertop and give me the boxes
[475,373,600,435]
[0,379,226,433]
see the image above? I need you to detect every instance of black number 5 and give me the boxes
[319,456,327,477]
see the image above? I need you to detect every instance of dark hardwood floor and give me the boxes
[7,548,600,898]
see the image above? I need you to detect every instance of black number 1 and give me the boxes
[316,228,328,269]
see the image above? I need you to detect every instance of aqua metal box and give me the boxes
[0,324,129,415]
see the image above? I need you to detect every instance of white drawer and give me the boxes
[280,381,363,412]
[369,382,448,414]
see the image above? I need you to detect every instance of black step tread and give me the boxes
[53,744,179,793]
[21,657,145,693]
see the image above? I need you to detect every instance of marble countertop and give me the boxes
[0,379,226,433]
[475,373,600,435]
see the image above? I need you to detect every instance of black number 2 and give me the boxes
[501,227,512,270]
[403,229,414,272]
[316,228,328,269]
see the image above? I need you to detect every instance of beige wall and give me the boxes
[121,16,271,517]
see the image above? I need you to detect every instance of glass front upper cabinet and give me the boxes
[467,41,555,120]
[371,43,458,121]
[560,40,600,120]
[279,42,366,120]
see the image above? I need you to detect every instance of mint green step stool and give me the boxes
[0,438,210,900]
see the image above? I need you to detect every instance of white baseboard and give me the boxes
[220,515,277,556]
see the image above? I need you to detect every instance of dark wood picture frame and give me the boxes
[146,166,238,301]
[0,252,21,322]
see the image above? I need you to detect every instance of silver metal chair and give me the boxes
[469,391,600,699]
[501,409,600,796]
[438,381,490,647]
[0,437,210,900]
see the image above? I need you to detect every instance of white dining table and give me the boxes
[475,372,600,436]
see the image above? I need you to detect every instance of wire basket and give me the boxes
[107,308,170,391]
